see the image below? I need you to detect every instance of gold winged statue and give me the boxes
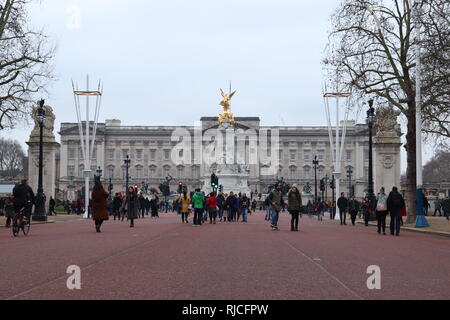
[218,88,236,127]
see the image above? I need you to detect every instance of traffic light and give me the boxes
[211,173,219,190]
[320,179,326,192]
[330,179,335,190]
[178,182,183,194]
[219,185,223,193]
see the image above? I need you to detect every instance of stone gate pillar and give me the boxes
[373,107,402,195]
[27,104,60,212]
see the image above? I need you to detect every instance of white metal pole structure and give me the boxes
[410,0,429,227]
[323,87,351,221]
[72,75,103,219]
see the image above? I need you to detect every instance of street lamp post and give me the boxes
[313,156,319,202]
[347,168,353,197]
[367,100,376,206]
[33,100,47,222]
[330,175,336,219]
[124,155,131,193]
[95,167,103,181]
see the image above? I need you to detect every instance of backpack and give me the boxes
[377,201,386,211]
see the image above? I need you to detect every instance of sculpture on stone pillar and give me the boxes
[375,106,401,137]
[30,104,56,143]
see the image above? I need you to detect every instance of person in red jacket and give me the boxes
[206,192,218,224]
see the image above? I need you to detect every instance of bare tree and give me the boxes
[423,149,450,184]
[0,137,25,179]
[0,0,54,130]
[325,0,450,223]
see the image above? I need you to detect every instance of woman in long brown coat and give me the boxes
[92,181,109,232]
[121,186,139,228]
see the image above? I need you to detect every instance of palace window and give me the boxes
[68,149,76,160]
[108,150,115,161]
[177,167,185,180]
[290,151,297,162]
[347,151,353,162]
[278,150,283,161]
[68,166,75,177]
[164,167,171,178]
[318,150,325,161]
[304,170,310,180]
[136,150,143,161]
[289,167,297,180]
[192,167,199,180]
[149,167,157,179]
[303,151,310,161]
[164,150,171,161]
[108,167,114,179]
[136,167,143,179]
[150,150,156,161]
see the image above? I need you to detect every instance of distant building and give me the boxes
[54,117,402,201]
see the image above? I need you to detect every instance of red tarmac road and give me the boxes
[0,212,449,300]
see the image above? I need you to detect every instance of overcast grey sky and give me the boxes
[2,0,435,172]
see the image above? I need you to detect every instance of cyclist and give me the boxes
[12,179,35,223]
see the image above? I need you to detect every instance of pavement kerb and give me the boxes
[358,222,450,238]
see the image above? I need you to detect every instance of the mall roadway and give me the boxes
[0,212,449,301]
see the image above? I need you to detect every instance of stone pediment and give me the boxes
[59,123,105,136]
[203,122,254,133]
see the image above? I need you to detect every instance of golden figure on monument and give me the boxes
[218,87,236,127]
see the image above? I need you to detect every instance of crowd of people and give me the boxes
[173,189,258,226]
[2,179,450,237]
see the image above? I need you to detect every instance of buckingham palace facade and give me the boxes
[57,117,402,200]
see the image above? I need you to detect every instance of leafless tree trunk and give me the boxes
[325,0,449,223]
[0,0,54,130]
[0,137,25,179]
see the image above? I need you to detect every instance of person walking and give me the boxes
[206,192,218,224]
[348,195,360,226]
[337,193,349,226]
[121,186,139,228]
[361,197,371,226]
[179,191,191,224]
[150,194,159,218]
[138,193,146,219]
[112,193,122,221]
[264,196,271,221]
[433,199,443,217]
[423,195,430,216]
[192,189,205,227]
[226,192,238,222]
[251,199,257,214]
[315,198,325,222]
[91,180,109,233]
[217,192,225,222]
[4,195,14,228]
[49,197,56,216]
[240,193,250,223]
[236,195,242,222]
[387,187,405,236]
[287,185,302,232]
[376,188,389,235]
[442,196,450,221]
[306,200,314,219]
[268,184,282,231]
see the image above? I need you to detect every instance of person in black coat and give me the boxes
[337,193,349,226]
[348,196,360,226]
[387,187,405,236]
[12,179,35,219]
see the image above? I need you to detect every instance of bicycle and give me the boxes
[12,205,31,237]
